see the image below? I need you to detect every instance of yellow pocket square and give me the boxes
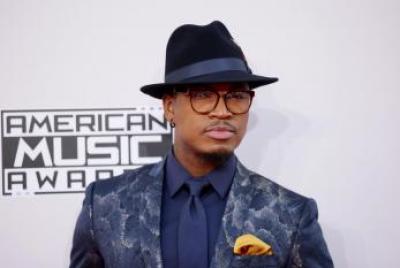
[233,234,273,256]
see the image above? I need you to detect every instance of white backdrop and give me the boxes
[1,0,400,267]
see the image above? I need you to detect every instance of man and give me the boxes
[70,21,333,268]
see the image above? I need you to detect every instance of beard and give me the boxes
[197,149,233,167]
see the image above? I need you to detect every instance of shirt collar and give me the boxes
[165,149,236,199]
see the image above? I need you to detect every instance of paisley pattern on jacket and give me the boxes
[70,159,334,268]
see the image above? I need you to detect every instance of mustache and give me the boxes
[204,121,237,132]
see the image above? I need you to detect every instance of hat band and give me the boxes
[165,57,248,83]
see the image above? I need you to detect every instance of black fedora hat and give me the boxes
[140,21,278,99]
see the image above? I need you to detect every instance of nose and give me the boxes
[208,94,232,118]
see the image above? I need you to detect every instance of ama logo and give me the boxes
[0,108,172,197]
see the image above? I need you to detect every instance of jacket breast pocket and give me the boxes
[230,254,280,268]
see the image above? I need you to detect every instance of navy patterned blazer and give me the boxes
[70,158,333,268]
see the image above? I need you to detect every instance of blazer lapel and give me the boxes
[137,160,165,268]
[209,160,255,268]
[136,158,258,268]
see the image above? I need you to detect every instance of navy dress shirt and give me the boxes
[161,151,236,268]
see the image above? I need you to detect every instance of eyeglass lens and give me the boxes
[189,88,253,114]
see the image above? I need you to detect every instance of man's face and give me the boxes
[163,82,252,159]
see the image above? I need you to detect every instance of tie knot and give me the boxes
[185,179,210,197]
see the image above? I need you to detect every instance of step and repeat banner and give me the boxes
[1,108,172,197]
[1,1,400,268]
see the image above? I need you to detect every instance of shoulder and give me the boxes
[235,160,316,217]
[86,160,164,198]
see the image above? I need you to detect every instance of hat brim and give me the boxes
[140,70,278,99]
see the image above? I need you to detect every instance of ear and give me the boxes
[162,94,175,122]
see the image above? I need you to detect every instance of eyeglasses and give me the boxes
[175,85,255,115]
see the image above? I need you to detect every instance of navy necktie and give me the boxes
[178,179,210,268]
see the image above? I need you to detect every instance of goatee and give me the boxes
[198,151,233,167]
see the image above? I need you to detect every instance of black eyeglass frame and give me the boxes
[173,86,255,115]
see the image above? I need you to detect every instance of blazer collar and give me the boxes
[209,160,255,268]
[138,159,165,268]
[139,158,254,268]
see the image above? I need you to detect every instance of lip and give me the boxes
[204,126,236,140]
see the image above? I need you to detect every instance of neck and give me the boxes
[172,146,232,177]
